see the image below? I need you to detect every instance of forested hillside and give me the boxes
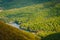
[0,0,60,39]
[0,21,40,40]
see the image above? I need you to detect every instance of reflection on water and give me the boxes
[6,22,20,29]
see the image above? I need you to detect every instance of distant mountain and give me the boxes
[0,0,57,9]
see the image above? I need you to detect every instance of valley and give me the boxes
[0,0,60,40]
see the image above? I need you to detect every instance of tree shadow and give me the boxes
[42,33,60,40]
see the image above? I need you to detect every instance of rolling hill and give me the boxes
[42,33,60,40]
[0,21,40,40]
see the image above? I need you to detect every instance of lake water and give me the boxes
[6,23,20,29]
